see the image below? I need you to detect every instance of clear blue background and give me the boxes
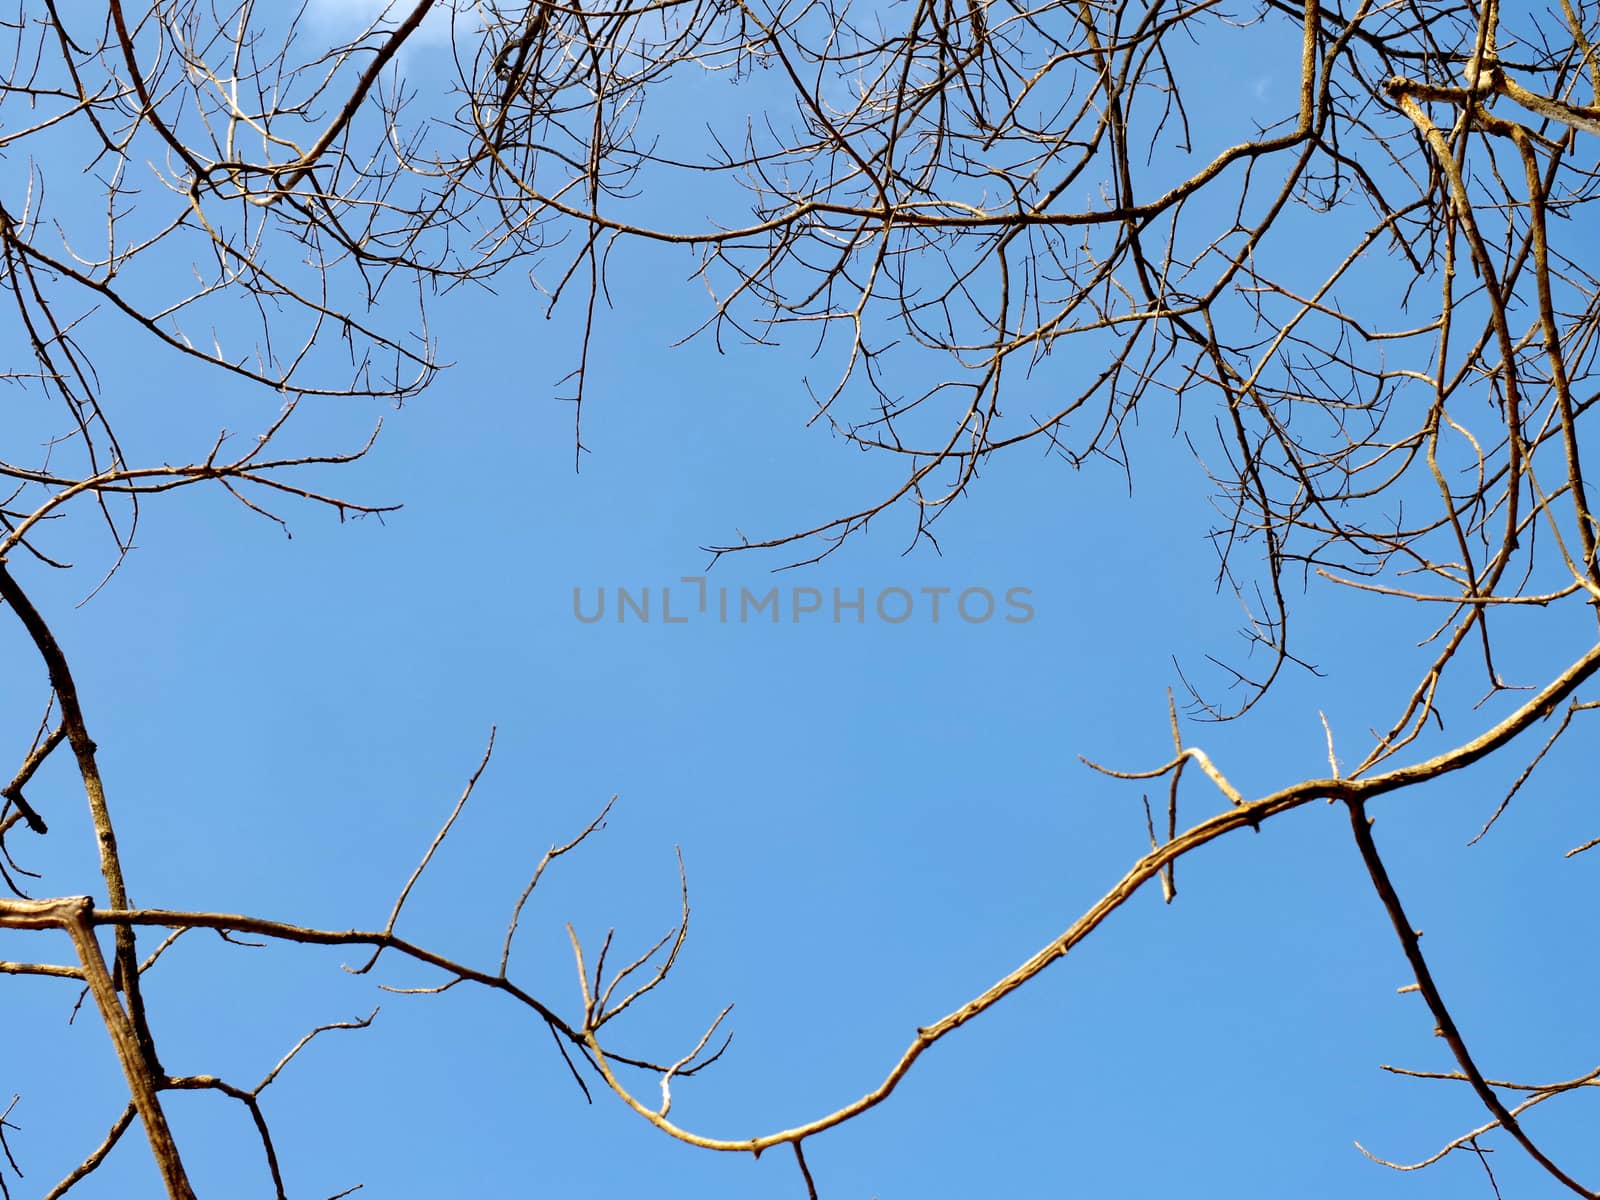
[1,3,1596,1198]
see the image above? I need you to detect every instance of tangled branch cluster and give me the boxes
[2,0,1600,1194]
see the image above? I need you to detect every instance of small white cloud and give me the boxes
[304,0,457,49]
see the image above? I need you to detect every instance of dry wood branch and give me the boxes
[1348,803,1592,1196]
[580,639,1600,1155]
[7,0,1600,1191]
[351,730,498,975]
[0,897,192,1198]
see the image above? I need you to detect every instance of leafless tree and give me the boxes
[2,0,1600,1195]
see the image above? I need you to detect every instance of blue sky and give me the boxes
[3,4,1598,1199]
